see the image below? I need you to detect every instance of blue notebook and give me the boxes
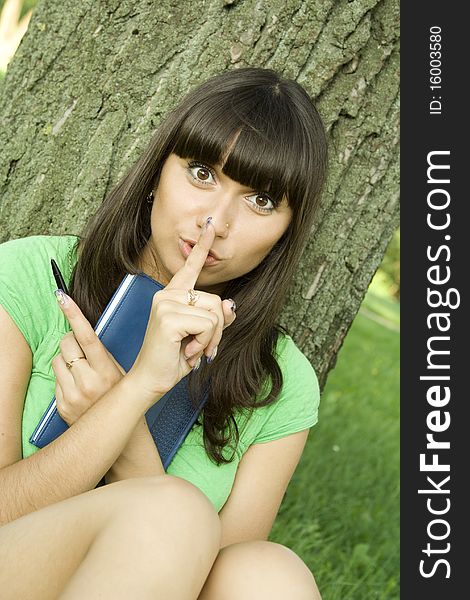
[29,272,209,470]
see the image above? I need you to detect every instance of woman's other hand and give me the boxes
[127,218,237,402]
[52,296,125,426]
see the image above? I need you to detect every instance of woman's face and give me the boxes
[139,153,293,294]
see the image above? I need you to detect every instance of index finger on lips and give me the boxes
[54,290,106,368]
[166,217,216,291]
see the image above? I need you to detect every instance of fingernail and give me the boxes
[228,298,236,313]
[203,216,213,231]
[54,289,69,307]
[207,346,218,364]
[192,356,202,371]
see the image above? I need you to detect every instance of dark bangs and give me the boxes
[169,86,311,211]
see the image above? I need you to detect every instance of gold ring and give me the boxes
[66,356,86,369]
[187,289,200,306]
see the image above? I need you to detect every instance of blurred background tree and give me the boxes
[0,0,34,76]
[376,226,400,300]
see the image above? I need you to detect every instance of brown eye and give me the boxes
[245,192,275,214]
[255,195,269,207]
[196,167,211,181]
[187,161,215,185]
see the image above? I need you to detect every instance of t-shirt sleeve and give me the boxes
[252,336,320,444]
[0,237,42,352]
[0,235,75,353]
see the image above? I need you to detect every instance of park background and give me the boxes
[0,1,400,598]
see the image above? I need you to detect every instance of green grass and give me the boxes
[270,287,400,600]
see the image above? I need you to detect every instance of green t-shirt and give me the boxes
[0,235,320,511]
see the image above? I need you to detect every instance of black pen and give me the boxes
[51,259,69,296]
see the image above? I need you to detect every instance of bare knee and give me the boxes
[57,477,221,599]
[99,475,221,552]
[199,540,321,600]
[262,542,321,600]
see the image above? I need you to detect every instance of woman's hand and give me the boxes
[127,218,237,402]
[53,218,236,418]
[52,303,126,426]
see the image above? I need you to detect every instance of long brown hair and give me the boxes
[69,68,328,464]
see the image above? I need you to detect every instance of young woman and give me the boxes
[0,67,328,599]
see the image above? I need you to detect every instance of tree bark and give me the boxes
[0,0,399,389]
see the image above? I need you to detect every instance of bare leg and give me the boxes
[198,540,321,600]
[0,475,221,600]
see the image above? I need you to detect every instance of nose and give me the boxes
[197,197,235,238]
[197,216,229,238]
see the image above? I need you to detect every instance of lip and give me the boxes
[179,238,222,265]
[182,238,222,260]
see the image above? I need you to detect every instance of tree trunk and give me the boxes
[0,0,400,389]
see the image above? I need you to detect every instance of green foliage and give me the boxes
[22,0,37,15]
[0,0,37,81]
[271,291,399,600]
[374,227,400,300]
[0,0,37,19]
